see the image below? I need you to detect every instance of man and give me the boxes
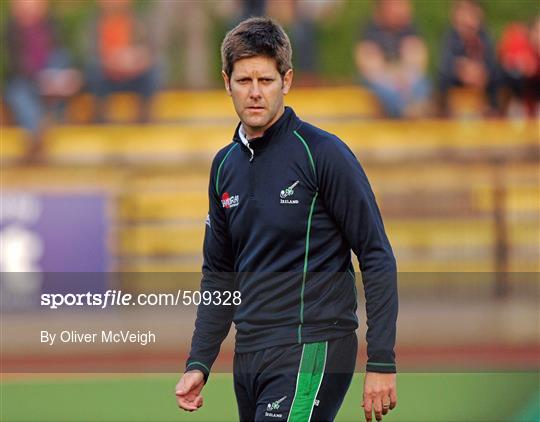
[175,17,398,422]
[4,0,82,163]
[355,0,430,118]
[437,0,501,116]
[86,0,159,123]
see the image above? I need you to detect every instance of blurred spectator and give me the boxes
[4,0,82,162]
[218,0,330,87]
[87,0,159,123]
[151,1,210,89]
[288,1,318,86]
[284,0,333,86]
[239,0,267,21]
[354,0,431,118]
[498,17,540,118]
[438,0,501,116]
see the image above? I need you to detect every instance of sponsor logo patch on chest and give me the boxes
[221,192,239,209]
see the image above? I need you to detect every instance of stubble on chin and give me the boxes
[242,114,268,131]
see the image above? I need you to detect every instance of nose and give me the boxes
[248,81,262,99]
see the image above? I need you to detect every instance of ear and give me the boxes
[222,71,231,96]
[281,69,293,95]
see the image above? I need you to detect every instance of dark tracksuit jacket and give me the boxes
[186,107,397,380]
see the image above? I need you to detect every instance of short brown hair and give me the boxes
[220,17,292,79]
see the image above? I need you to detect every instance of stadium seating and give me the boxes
[448,87,488,118]
[110,164,539,276]
[63,86,381,124]
[3,119,537,165]
[1,88,538,284]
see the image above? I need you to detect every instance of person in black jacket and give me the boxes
[175,17,398,422]
[437,0,501,116]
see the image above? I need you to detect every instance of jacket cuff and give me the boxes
[185,361,211,383]
[366,350,396,373]
[366,362,396,373]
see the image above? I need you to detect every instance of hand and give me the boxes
[103,46,151,80]
[362,372,397,421]
[175,370,205,411]
[456,58,488,88]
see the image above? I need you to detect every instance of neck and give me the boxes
[243,126,261,140]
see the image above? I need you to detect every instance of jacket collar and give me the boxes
[232,106,298,154]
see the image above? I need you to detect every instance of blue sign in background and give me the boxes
[34,194,109,272]
[1,192,111,309]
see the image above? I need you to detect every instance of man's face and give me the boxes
[378,0,412,31]
[452,1,483,36]
[223,56,293,138]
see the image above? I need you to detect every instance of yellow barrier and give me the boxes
[62,87,380,124]
[2,119,536,163]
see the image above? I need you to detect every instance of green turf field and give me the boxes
[1,373,538,421]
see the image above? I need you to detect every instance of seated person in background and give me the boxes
[437,0,500,116]
[354,0,430,119]
[498,17,540,118]
[4,0,81,162]
[87,0,159,123]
